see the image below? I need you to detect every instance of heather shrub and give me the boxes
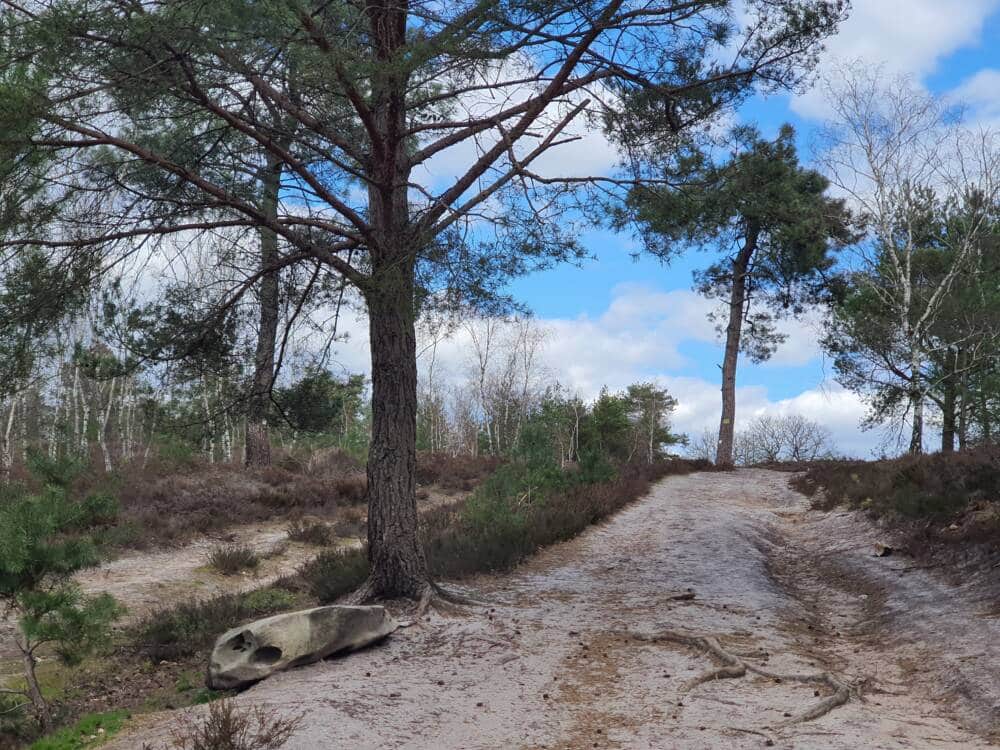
[132,587,301,661]
[285,518,333,546]
[297,547,369,604]
[207,544,260,576]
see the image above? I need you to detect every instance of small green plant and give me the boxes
[168,698,303,750]
[285,518,332,546]
[28,709,130,750]
[207,544,260,576]
[0,453,123,732]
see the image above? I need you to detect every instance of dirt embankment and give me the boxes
[108,470,999,749]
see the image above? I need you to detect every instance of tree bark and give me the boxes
[245,156,283,467]
[363,263,429,598]
[716,228,758,468]
[20,644,50,733]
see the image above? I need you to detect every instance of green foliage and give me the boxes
[239,588,297,614]
[28,710,130,750]
[0,454,122,665]
[275,369,365,435]
[0,251,98,398]
[583,388,632,462]
[424,458,711,578]
[627,124,854,362]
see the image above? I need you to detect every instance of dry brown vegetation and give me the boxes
[414,452,504,493]
[791,448,1000,565]
[61,450,495,551]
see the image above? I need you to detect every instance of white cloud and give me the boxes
[791,0,1000,119]
[950,68,1000,126]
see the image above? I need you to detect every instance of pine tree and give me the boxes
[0,453,122,732]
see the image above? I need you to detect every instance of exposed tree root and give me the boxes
[631,627,854,728]
[414,582,480,618]
[350,576,484,613]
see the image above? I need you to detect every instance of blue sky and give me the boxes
[495,1,1000,457]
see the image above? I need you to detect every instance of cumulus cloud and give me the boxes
[791,0,1000,119]
[950,68,1000,126]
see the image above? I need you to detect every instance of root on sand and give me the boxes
[349,577,485,621]
[632,628,853,729]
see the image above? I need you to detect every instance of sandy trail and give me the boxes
[0,521,357,674]
[111,470,997,748]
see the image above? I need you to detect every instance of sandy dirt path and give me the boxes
[112,470,997,749]
[0,522,353,675]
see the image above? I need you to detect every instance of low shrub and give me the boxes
[331,506,366,539]
[207,544,260,576]
[285,518,333,546]
[792,448,1000,557]
[240,588,298,613]
[165,699,302,750]
[415,453,503,493]
[296,547,370,604]
[132,587,301,661]
[112,461,370,549]
[792,448,1000,519]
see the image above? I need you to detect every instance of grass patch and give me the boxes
[207,544,260,576]
[28,710,129,750]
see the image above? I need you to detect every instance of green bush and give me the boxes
[424,458,709,578]
[241,588,297,613]
[0,453,123,732]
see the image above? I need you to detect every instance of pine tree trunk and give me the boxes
[245,156,283,467]
[363,265,429,598]
[716,230,758,468]
[20,645,51,733]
